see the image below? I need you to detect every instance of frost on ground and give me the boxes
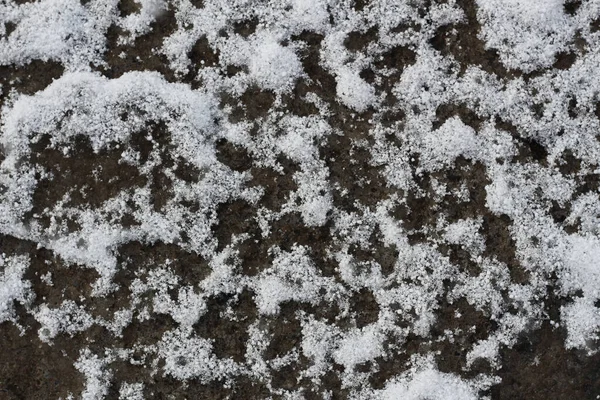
[0,0,600,398]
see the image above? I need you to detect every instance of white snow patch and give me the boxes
[336,68,377,112]
[249,37,303,91]
[380,367,478,400]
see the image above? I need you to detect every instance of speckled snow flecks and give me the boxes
[1,0,600,398]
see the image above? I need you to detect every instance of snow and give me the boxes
[158,328,238,382]
[35,300,95,342]
[249,37,303,92]
[119,0,167,43]
[254,245,338,315]
[333,325,385,369]
[1,0,600,396]
[563,235,600,299]
[336,67,377,112]
[380,367,479,400]
[476,0,576,72]
[119,382,145,400]
[74,348,114,400]
[0,0,115,69]
[443,218,485,254]
[561,297,600,350]
[419,117,480,171]
[0,254,32,323]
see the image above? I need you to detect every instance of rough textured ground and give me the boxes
[1,0,600,398]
